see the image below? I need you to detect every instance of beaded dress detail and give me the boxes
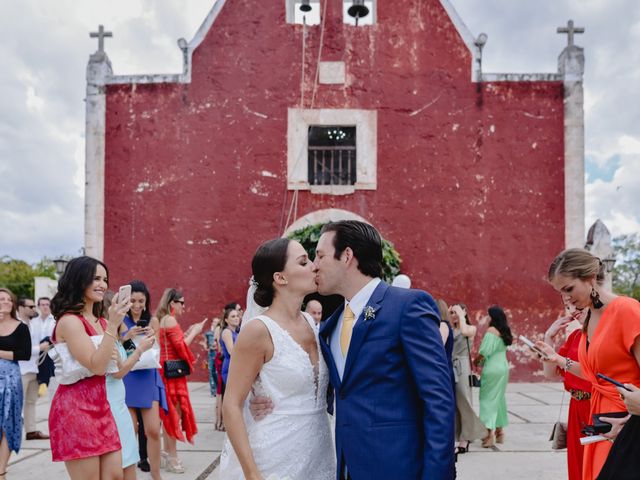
[219,313,334,479]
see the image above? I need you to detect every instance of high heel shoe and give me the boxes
[166,457,186,474]
[481,430,495,448]
[495,428,505,444]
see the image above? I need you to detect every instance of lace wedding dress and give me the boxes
[219,313,335,480]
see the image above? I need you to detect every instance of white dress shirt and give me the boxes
[329,278,381,380]
[19,314,55,375]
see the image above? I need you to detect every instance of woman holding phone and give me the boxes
[545,248,640,480]
[450,303,487,455]
[535,307,591,480]
[156,288,206,474]
[121,280,167,480]
[48,256,130,479]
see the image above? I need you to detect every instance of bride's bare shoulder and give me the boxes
[238,318,271,343]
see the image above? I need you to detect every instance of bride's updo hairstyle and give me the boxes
[252,238,291,307]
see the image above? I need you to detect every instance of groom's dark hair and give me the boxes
[321,221,383,279]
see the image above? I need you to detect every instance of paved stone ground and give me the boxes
[11,382,569,479]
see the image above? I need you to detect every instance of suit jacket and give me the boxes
[319,281,455,480]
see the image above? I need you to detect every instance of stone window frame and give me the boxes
[287,108,377,195]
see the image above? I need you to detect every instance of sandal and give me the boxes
[166,457,185,474]
[495,428,505,444]
[481,431,495,448]
[455,442,469,454]
[160,451,169,469]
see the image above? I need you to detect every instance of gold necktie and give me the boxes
[340,305,356,356]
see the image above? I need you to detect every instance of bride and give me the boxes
[219,238,335,480]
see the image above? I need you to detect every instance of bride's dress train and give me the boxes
[219,313,335,480]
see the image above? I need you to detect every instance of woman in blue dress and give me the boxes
[120,281,168,480]
[0,288,31,480]
[220,307,241,394]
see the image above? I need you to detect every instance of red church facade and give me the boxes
[85,0,586,380]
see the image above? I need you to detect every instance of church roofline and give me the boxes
[103,0,564,86]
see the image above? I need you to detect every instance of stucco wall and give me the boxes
[103,0,565,380]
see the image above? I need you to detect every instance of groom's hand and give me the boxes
[248,395,274,421]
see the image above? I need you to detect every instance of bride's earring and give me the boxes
[590,288,604,309]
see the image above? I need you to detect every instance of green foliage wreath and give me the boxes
[287,223,402,283]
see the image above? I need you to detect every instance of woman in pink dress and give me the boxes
[49,256,130,479]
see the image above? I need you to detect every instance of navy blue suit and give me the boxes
[319,281,455,479]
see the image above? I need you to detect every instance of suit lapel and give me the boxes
[341,281,389,387]
[319,305,343,390]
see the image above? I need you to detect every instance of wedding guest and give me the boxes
[545,248,640,480]
[17,297,50,440]
[304,300,323,325]
[535,308,591,480]
[436,299,454,346]
[34,297,57,400]
[220,307,241,392]
[109,311,156,479]
[475,305,512,447]
[204,316,221,397]
[156,288,206,474]
[121,280,167,480]
[48,256,130,479]
[214,318,225,431]
[0,288,32,480]
[450,303,486,455]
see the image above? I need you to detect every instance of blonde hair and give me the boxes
[436,299,450,324]
[547,248,606,285]
[154,288,183,320]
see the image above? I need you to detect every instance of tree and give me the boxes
[612,234,640,300]
[0,256,56,299]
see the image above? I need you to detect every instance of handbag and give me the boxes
[161,319,191,379]
[131,342,161,371]
[466,337,481,388]
[549,390,568,449]
[48,336,119,385]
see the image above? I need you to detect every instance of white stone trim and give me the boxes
[283,208,369,236]
[286,0,321,25]
[287,108,377,192]
[481,73,562,82]
[106,0,227,85]
[319,61,346,84]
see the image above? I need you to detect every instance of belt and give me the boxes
[570,389,591,401]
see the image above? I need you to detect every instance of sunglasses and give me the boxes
[173,300,185,305]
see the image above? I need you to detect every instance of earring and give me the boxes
[590,288,604,309]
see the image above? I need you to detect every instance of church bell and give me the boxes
[299,0,312,13]
[347,0,370,19]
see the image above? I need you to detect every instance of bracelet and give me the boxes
[104,330,118,341]
[564,357,574,372]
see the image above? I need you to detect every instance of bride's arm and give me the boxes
[222,320,273,480]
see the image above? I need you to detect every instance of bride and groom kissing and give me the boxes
[219,221,456,479]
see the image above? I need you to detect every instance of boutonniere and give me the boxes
[364,306,376,321]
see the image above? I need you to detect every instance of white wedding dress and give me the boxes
[219,313,335,480]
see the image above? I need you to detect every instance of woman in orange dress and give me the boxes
[156,288,206,474]
[546,248,640,480]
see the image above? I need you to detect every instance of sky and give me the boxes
[0,0,638,264]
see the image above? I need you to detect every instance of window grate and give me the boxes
[307,126,356,186]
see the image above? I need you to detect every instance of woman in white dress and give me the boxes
[219,238,335,480]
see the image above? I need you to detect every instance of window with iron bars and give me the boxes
[307,126,356,186]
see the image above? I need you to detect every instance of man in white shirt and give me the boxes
[17,297,51,440]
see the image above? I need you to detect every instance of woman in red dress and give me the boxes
[49,256,131,479]
[156,288,206,474]
[536,309,592,480]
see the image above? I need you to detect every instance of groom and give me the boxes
[314,221,455,479]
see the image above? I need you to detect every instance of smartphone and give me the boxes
[118,284,132,303]
[596,373,632,392]
[519,335,549,360]
[136,319,150,328]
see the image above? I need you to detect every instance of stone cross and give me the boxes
[557,20,584,47]
[90,25,113,53]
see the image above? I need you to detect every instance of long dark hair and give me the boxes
[128,280,151,321]
[252,238,291,307]
[488,305,513,346]
[51,256,108,320]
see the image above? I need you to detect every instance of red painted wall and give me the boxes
[104,0,565,380]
